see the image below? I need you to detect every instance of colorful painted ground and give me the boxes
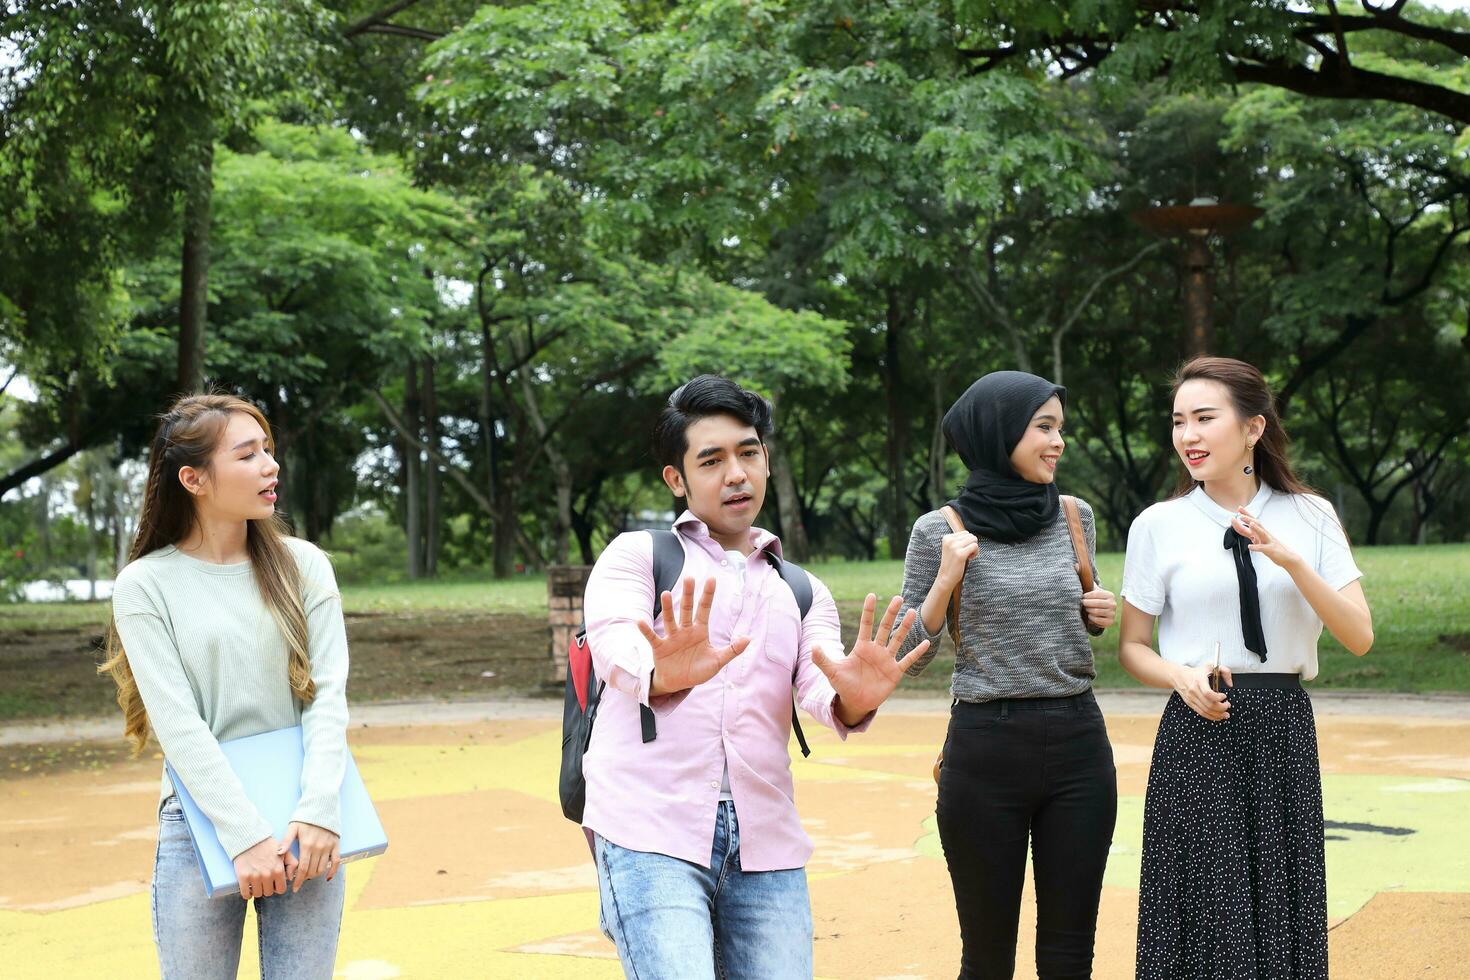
[2,701,1467,979]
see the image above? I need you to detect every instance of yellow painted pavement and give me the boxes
[2,710,1467,979]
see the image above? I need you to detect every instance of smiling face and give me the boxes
[1007,395,1065,484]
[177,411,281,523]
[1172,378,1266,482]
[662,413,768,547]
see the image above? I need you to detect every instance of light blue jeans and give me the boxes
[151,796,346,980]
[595,800,814,979]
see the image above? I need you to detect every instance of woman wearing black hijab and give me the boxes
[896,370,1119,979]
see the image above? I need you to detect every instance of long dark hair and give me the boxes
[1169,356,1319,499]
[99,394,314,754]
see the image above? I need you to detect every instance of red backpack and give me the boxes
[559,529,814,823]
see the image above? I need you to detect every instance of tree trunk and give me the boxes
[524,424,572,565]
[84,471,97,601]
[508,330,575,564]
[1364,501,1388,546]
[477,320,516,579]
[551,460,574,565]
[571,475,604,564]
[176,137,213,394]
[574,522,597,564]
[112,479,126,574]
[929,374,949,511]
[403,361,423,579]
[764,392,809,561]
[882,291,912,559]
[422,354,441,577]
[39,476,51,564]
[302,423,326,543]
[493,478,518,578]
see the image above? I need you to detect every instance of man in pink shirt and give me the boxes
[582,375,931,979]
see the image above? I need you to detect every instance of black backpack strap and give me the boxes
[638,530,687,744]
[648,529,687,599]
[789,704,812,758]
[762,550,814,758]
[765,552,814,619]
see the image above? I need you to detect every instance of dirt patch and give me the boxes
[0,612,558,725]
[342,612,554,701]
[0,600,913,727]
[1328,892,1470,979]
[0,739,140,780]
[0,624,112,719]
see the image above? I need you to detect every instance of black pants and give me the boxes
[936,691,1118,980]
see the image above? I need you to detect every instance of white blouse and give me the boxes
[1121,483,1362,680]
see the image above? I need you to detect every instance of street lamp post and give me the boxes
[1132,197,1263,357]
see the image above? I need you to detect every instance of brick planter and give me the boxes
[547,565,593,682]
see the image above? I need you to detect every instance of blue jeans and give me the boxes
[151,796,346,980]
[595,800,813,979]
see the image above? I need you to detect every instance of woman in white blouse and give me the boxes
[1119,356,1373,980]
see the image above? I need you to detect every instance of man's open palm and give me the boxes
[638,576,750,694]
[812,594,930,718]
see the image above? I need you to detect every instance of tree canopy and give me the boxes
[1,0,1466,590]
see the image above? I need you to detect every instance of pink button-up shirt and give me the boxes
[581,511,872,871]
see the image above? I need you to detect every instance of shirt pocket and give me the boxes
[763,601,802,670]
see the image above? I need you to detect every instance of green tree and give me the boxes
[952,1,1470,123]
[2,1,335,394]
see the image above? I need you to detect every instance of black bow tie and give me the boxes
[1223,527,1269,662]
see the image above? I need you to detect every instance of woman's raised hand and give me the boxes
[938,531,979,589]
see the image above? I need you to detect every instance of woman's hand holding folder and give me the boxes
[280,821,341,892]
[233,838,289,900]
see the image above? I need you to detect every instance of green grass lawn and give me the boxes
[0,572,554,631]
[3,544,1466,700]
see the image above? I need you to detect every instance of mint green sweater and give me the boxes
[111,538,349,858]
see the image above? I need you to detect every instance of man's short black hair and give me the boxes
[653,375,773,472]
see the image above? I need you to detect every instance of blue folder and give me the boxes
[165,725,388,899]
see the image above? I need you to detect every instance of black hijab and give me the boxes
[943,371,1066,544]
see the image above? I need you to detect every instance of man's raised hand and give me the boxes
[638,576,750,696]
[812,594,930,722]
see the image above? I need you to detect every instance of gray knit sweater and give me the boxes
[897,501,1101,702]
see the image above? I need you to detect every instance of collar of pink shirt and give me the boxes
[579,510,874,871]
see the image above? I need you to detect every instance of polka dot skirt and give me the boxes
[1136,688,1328,979]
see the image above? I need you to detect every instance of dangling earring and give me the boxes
[1244,442,1255,476]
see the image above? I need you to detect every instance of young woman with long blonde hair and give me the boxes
[101,393,350,979]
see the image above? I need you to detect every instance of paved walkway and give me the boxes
[2,695,1467,978]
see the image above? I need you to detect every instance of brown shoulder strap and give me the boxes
[939,506,969,649]
[1060,495,1094,593]
[940,505,966,535]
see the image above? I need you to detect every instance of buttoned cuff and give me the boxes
[602,640,654,707]
[828,695,877,740]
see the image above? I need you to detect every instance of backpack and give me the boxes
[559,528,814,823]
